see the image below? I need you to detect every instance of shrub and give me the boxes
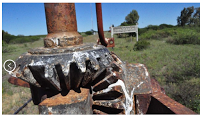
[133,40,150,51]
[24,43,28,47]
[163,50,200,113]
[85,31,93,35]
[2,41,16,53]
[165,78,200,113]
[146,25,159,30]
[138,28,148,35]
[164,51,200,83]
[166,31,200,45]
[10,36,40,44]
[159,24,174,29]
[117,33,123,38]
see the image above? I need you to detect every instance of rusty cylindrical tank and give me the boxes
[44,3,83,47]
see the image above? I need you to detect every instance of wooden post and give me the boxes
[136,24,138,42]
[131,35,132,42]
[111,26,113,38]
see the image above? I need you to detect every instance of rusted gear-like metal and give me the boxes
[10,42,152,114]
[91,52,152,114]
[8,3,197,114]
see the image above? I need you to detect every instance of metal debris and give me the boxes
[8,76,30,88]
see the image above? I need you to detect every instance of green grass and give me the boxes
[2,38,44,114]
[109,30,200,113]
[2,28,200,114]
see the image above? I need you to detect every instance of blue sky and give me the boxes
[2,3,200,36]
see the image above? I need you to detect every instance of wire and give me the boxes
[14,98,32,114]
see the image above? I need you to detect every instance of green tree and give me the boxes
[121,10,139,26]
[120,10,139,37]
[2,30,15,43]
[193,7,200,26]
[85,31,93,35]
[177,6,194,26]
[120,21,128,26]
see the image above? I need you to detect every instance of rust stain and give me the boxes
[136,94,151,114]
[45,3,77,33]
[152,92,196,114]
[96,3,107,47]
[39,88,90,107]
[125,63,152,95]
[44,3,83,47]
[97,38,115,47]
[93,109,108,114]
[151,78,165,94]
[111,52,123,65]
[8,76,30,88]
[48,111,52,115]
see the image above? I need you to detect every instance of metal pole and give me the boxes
[44,3,83,47]
[96,3,107,47]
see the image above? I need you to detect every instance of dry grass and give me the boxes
[83,33,99,43]
[2,76,39,114]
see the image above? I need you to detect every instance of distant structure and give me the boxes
[91,29,96,35]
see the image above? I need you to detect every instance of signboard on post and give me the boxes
[111,25,138,41]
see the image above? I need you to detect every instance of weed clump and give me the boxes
[133,40,150,51]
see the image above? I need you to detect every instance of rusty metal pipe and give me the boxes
[44,3,83,48]
[96,3,107,47]
[45,3,77,33]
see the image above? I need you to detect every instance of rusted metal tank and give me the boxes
[8,3,196,115]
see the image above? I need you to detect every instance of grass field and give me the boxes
[2,30,200,114]
[2,39,44,114]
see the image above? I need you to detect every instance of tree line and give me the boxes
[120,6,200,27]
[2,30,46,44]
